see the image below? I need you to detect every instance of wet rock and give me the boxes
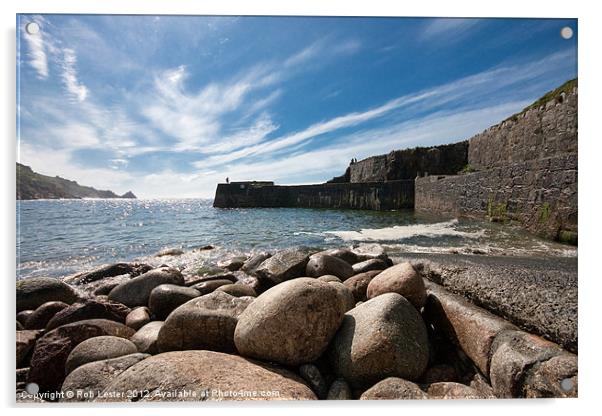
[65,263,152,285]
[343,270,381,303]
[360,377,428,400]
[306,254,354,280]
[426,382,484,399]
[352,259,388,274]
[46,299,131,330]
[422,280,517,375]
[327,379,352,400]
[420,364,458,384]
[216,283,257,297]
[65,336,138,375]
[25,301,69,329]
[17,330,42,367]
[148,284,200,320]
[489,330,568,398]
[96,350,317,401]
[125,307,151,330]
[299,364,328,399]
[155,248,184,257]
[190,278,233,295]
[319,248,359,265]
[329,293,429,388]
[241,252,272,274]
[108,267,184,307]
[239,275,262,294]
[522,353,578,398]
[92,282,121,296]
[352,244,390,263]
[60,353,149,402]
[27,319,135,393]
[367,262,427,309]
[131,321,164,354]
[158,291,253,353]
[317,275,342,283]
[235,278,344,366]
[17,310,34,326]
[17,277,79,312]
[184,272,236,287]
[255,248,310,289]
[218,256,247,271]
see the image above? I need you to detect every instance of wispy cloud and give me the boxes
[22,15,49,78]
[61,48,89,102]
[420,18,481,41]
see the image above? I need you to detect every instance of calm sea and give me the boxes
[16,198,576,280]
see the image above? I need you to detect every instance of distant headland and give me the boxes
[16,163,136,200]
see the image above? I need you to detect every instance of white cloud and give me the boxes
[23,15,49,79]
[420,18,481,41]
[61,48,89,102]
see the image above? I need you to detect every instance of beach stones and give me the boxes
[46,298,131,330]
[343,270,381,303]
[125,307,151,330]
[27,319,135,393]
[60,353,149,402]
[66,262,152,285]
[218,256,247,271]
[131,321,164,354]
[426,382,484,399]
[367,262,427,309]
[158,291,253,353]
[327,379,352,400]
[108,267,184,307]
[254,248,310,288]
[216,283,257,297]
[190,279,233,295]
[299,364,328,399]
[352,258,388,274]
[234,278,344,366]
[17,330,42,367]
[25,301,69,329]
[329,293,429,388]
[319,248,359,265]
[241,252,271,274]
[95,350,317,401]
[17,277,79,312]
[306,254,354,280]
[17,310,34,326]
[360,377,428,400]
[328,281,356,313]
[65,336,138,375]
[148,284,200,319]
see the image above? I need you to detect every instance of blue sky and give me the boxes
[17,15,577,198]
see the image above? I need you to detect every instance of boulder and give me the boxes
[148,284,200,320]
[241,252,272,274]
[27,319,135,393]
[522,353,578,398]
[131,321,164,354]
[25,301,69,329]
[65,263,152,285]
[235,278,344,366]
[317,275,342,283]
[319,248,359,265]
[426,382,484,399]
[17,310,34,326]
[218,256,247,271]
[184,272,236,287]
[327,379,353,400]
[216,283,257,297]
[306,254,354,280]
[190,279,233,295]
[329,293,429,388]
[360,377,428,400]
[155,248,184,257]
[108,267,184,307]
[299,364,328,399]
[367,262,427,309]
[352,258,388,274]
[16,321,23,330]
[65,336,138,375]
[95,350,317,401]
[17,330,42,367]
[254,248,310,289]
[239,275,262,294]
[60,353,150,402]
[46,299,131,330]
[158,291,253,353]
[92,282,121,296]
[125,307,151,330]
[343,270,381,303]
[328,281,356,313]
[16,277,79,312]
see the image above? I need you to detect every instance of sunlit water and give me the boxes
[16,198,576,279]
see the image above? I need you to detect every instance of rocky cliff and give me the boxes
[16,163,136,200]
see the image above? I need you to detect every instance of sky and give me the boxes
[17,15,577,198]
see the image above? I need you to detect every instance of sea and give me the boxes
[16,198,577,280]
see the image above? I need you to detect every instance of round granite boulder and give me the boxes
[190,279,233,295]
[343,270,381,303]
[352,258,388,274]
[17,310,34,326]
[215,283,257,297]
[65,335,138,375]
[17,277,79,312]
[367,262,427,309]
[306,254,354,280]
[46,298,130,330]
[125,307,151,330]
[360,377,428,400]
[234,278,344,366]
[328,281,356,313]
[108,267,184,307]
[329,293,429,388]
[158,291,253,353]
[148,284,200,319]
[426,382,484,399]
[25,301,69,329]
[95,350,317,401]
[131,321,164,354]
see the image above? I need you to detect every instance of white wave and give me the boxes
[325,219,485,242]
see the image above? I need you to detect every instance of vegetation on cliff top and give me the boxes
[17,163,136,200]
[504,78,577,123]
